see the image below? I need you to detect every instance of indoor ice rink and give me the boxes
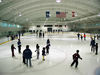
[0,0,100,75]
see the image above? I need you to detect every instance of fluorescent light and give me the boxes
[17,25,20,28]
[0,0,2,3]
[56,0,61,3]
[19,12,22,16]
[97,13,100,16]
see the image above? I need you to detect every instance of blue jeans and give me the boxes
[26,58,32,67]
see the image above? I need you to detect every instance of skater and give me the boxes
[35,44,40,59]
[47,39,50,46]
[77,33,80,40]
[97,34,99,40]
[23,53,26,64]
[39,32,42,38]
[95,43,98,55]
[46,44,50,54]
[94,35,96,41]
[80,34,83,40]
[11,44,16,57]
[42,47,46,61]
[7,35,9,41]
[23,45,32,67]
[17,39,21,53]
[71,50,82,68]
[90,38,95,52]
[83,33,86,40]
[43,32,45,38]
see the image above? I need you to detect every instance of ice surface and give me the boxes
[0,32,100,75]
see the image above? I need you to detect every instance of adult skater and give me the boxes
[97,34,99,40]
[43,32,45,38]
[47,39,50,46]
[90,38,95,52]
[77,33,80,40]
[95,43,98,55]
[46,44,50,54]
[71,50,82,68]
[17,39,21,53]
[83,33,86,40]
[39,32,42,38]
[80,34,83,40]
[42,47,46,61]
[11,44,16,57]
[23,45,32,67]
[35,44,40,59]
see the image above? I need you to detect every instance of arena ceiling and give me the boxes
[0,0,100,28]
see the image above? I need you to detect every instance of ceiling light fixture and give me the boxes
[0,0,2,3]
[56,0,61,3]
[97,13,100,16]
[19,12,22,16]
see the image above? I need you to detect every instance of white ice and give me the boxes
[0,32,100,75]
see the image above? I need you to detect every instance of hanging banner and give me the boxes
[56,11,66,18]
[72,11,75,17]
[46,11,50,18]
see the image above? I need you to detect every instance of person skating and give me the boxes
[47,39,50,46]
[46,44,50,54]
[90,38,95,52]
[17,39,21,53]
[97,34,99,40]
[11,44,16,57]
[23,45,32,67]
[43,32,44,38]
[71,50,82,68]
[95,43,98,55]
[80,34,83,40]
[35,44,40,59]
[42,47,46,61]
[83,33,86,40]
[77,33,80,40]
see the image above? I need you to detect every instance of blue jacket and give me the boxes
[23,49,32,59]
[17,41,21,46]
[90,40,95,46]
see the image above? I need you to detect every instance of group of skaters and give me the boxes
[90,37,98,55]
[7,32,24,41]
[36,31,45,38]
[34,39,50,61]
[11,39,21,57]
[10,32,99,68]
[11,39,51,67]
[77,33,86,40]
[77,32,99,55]
[77,33,100,41]
[11,38,83,68]
[70,35,99,68]
[7,34,18,41]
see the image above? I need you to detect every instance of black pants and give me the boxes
[37,53,39,59]
[23,57,26,64]
[95,48,98,55]
[18,46,21,53]
[46,48,49,54]
[71,60,78,68]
